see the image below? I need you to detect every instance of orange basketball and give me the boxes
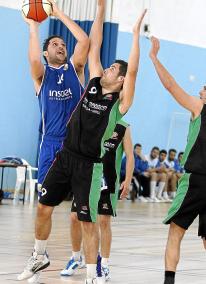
[22,0,52,23]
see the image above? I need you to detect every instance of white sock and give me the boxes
[170,191,176,198]
[86,264,96,279]
[157,182,165,198]
[72,251,81,261]
[102,257,109,266]
[150,181,157,199]
[34,239,47,255]
[163,191,169,199]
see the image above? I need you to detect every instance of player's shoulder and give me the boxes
[85,77,102,93]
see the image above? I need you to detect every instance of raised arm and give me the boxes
[149,37,203,118]
[119,10,147,115]
[48,0,89,84]
[23,16,44,93]
[120,127,134,199]
[88,0,105,79]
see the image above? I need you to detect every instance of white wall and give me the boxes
[114,0,206,48]
[0,0,21,9]
[2,0,206,47]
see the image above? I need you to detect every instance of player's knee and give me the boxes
[169,222,185,243]
[37,203,53,220]
[70,212,79,224]
[202,237,206,250]
[99,216,111,230]
[81,221,98,234]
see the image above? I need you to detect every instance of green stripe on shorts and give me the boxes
[89,163,103,223]
[163,173,191,224]
[110,178,120,216]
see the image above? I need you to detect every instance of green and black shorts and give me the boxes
[163,172,206,237]
[72,176,119,218]
[40,149,103,223]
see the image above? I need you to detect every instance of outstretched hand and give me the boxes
[133,9,147,34]
[120,181,130,200]
[97,0,105,6]
[149,36,160,60]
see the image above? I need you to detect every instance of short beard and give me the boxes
[49,56,67,66]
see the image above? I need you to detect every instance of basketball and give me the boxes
[22,0,52,23]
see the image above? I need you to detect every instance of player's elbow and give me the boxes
[164,78,176,93]
[81,36,90,49]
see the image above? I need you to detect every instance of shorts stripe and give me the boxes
[89,163,103,222]
[163,173,191,224]
[110,178,119,216]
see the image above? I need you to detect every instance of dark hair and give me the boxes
[115,59,128,77]
[169,148,177,154]
[134,143,142,149]
[43,35,65,63]
[151,146,159,152]
[178,152,184,158]
[160,149,167,155]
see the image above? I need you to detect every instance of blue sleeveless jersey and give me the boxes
[38,59,84,138]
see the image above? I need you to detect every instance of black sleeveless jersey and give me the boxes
[182,104,206,174]
[63,77,123,160]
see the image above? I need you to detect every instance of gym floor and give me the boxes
[0,201,205,284]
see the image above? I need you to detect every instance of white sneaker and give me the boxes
[150,197,161,203]
[28,272,41,283]
[156,196,165,202]
[102,265,111,281]
[145,197,153,202]
[162,196,172,203]
[60,256,85,276]
[137,196,148,202]
[17,251,50,281]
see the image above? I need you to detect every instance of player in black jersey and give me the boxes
[18,1,146,283]
[150,37,206,284]
[61,121,134,280]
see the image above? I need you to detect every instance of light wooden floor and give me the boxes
[0,199,205,284]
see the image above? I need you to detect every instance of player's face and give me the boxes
[134,146,142,156]
[199,86,206,102]
[151,149,159,159]
[178,154,183,161]
[159,153,166,162]
[47,38,67,64]
[169,151,176,161]
[101,63,124,87]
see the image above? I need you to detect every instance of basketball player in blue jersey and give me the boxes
[23,0,89,190]
[18,1,146,283]
[150,37,206,284]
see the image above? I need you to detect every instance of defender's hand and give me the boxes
[149,36,160,60]
[97,0,105,6]
[120,181,130,199]
[133,9,147,34]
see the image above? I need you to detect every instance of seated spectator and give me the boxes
[133,144,151,202]
[121,144,150,202]
[145,146,159,168]
[174,151,184,180]
[144,146,166,202]
[155,150,169,201]
[164,148,177,200]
